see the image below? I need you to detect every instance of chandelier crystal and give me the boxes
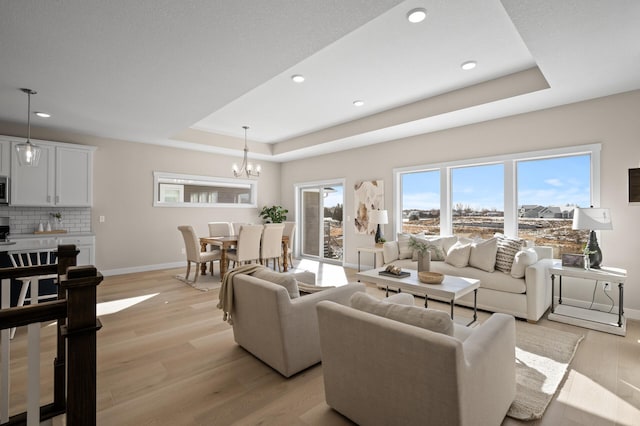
[232,126,261,178]
[15,88,42,167]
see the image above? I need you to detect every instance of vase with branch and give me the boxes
[50,212,63,230]
[409,236,435,272]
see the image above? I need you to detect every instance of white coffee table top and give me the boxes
[356,267,480,300]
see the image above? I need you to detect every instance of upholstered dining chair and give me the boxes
[208,222,232,237]
[231,222,247,235]
[282,221,296,268]
[260,223,285,271]
[177,225,221,283]
[226,224,263,268]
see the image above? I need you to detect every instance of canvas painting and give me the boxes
[354,180,384,234]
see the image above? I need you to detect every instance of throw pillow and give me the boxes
[469,237,498,272]
[445,241,472,268]
[495,236,524,273]
[397,233,413,259]
[251,268,300,298]
[510,248,539,278]
[409,235,446,261]
[422,236,453,261]
[350,292,453,336]
[382,241,399,263]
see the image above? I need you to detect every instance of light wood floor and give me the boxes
[7,260,640,425]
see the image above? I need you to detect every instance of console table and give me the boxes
[548,264,627,336]
[356,246,384,272]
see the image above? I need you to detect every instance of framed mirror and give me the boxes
[153,171,257,208]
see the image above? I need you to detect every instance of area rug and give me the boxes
[175,272,221,292]
[507,322,584,420]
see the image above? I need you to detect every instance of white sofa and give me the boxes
[381,235,555,322]
[317,294,516,426]
[230,270,364,377]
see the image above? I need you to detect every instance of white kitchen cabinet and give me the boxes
[56,146,93,206]
[8,234,95,266]
[10,142,54,206]
[8,137,94,207]
[0,139,10,176]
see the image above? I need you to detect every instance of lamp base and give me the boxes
[375,224,384,244]
[587,230,602,269]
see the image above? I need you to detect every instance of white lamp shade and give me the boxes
[572,207,613,231]
[369,209,388,225]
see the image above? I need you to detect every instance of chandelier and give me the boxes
[15,88,42,167]
[232,126,261,178]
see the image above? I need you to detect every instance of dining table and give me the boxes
[200,235,290,278]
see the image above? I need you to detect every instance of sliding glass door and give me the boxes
[298,182,344,263]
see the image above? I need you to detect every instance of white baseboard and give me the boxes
[101,261,184,277]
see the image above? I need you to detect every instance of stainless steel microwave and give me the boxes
[0,176,8,204]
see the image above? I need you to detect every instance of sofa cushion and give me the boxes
[429,262,527,294]
[469,237,498,272]
[445,241,472,268]
[510,248,539,278]
[350,292,454,336]
[251,268,300,298]
[495,235,524,273]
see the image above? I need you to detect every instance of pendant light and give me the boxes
[232,126,261,178]
[15,88,42,167]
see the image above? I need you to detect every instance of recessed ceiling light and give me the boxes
[291,74,305,83]
[34,112,51,118]
[353,100,364,107]
[407,8,427,23]
[461,61,477,71]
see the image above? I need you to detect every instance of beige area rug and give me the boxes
[175,272,221,292]
[508,322,584,420]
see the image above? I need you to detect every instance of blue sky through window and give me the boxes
[402,154,591,211]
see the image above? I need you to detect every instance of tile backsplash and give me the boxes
[0,206,91,235]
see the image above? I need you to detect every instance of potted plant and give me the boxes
[259,205,288,223]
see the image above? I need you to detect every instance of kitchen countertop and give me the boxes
[8,232,95,240]
[0,233,95,252]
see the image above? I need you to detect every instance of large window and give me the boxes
[401,170,440,235]
[451,164,504,238]
[394,144,600,254]
[153,172,257,207]
[517,154,591,257]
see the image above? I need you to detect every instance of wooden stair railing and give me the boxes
[0,245,103,426]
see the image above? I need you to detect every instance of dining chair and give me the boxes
[208,222,232,237]
[8,249,58,338]
[177,225,221,282]
[231,222,247,235]
[260,223,285,271]
[282,221,297,269]
[226,224,263,268]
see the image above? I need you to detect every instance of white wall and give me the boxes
[0,123,281,274]
[280,90,640,316]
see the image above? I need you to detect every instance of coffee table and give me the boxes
[356,267,480,325]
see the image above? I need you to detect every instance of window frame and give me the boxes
[393,143,601,237]
[153,171,258,208]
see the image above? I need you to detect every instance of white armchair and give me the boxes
[230,272,365,377]
[317,300,516,426]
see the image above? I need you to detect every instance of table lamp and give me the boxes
[572,207,612,269]
[369,209,388,244]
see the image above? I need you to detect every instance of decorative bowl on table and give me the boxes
[418,271,444,284]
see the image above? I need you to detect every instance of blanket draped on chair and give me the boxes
[217,264,265,324]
